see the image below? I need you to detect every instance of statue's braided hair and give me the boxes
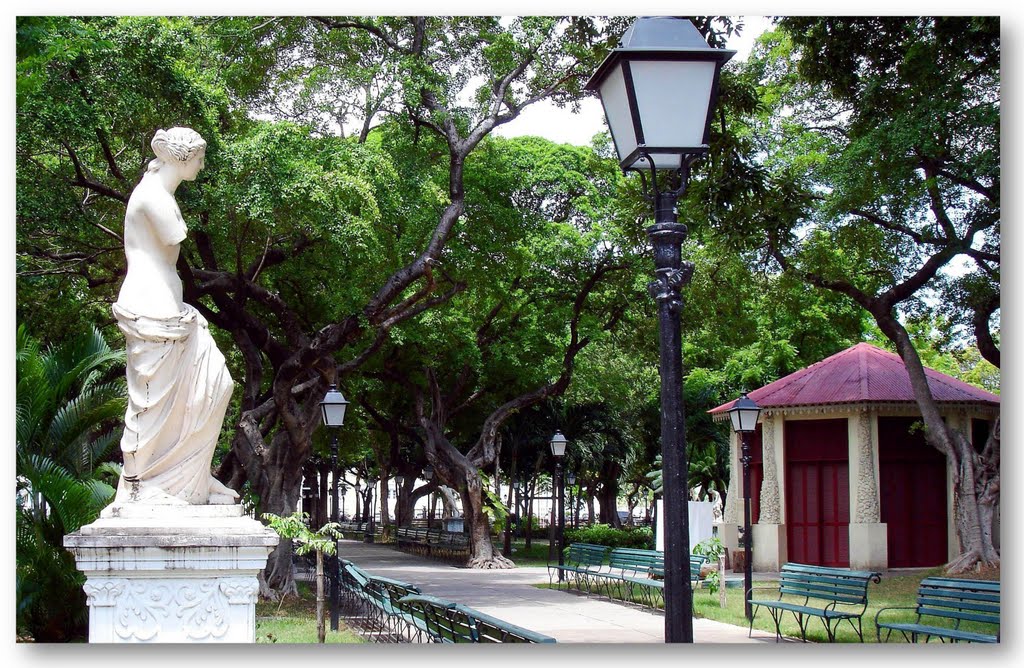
[147,127,206,173]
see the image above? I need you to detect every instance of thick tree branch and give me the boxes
[61,141,127,203]
[972,292,1000,368]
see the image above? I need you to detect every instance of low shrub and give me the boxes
[564,524,654,549]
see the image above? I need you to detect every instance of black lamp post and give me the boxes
[513,481,522,538]
[422,465,434,525]
[566,471,577,529]
[727,393,762,621]
[340,483,347,520]
[319,384,349,633]
[586,16,734,644]
[393,475,404,527]
[550,431,568,581]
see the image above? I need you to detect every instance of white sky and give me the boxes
[495,16,775,146]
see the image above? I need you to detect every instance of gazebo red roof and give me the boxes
[709,342,999,415]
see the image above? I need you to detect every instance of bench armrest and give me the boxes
[874,605,917,625]
[747,585,780,598]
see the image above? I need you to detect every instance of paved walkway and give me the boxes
[336,539,784,643]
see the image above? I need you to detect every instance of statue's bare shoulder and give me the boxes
[126,178,188,247]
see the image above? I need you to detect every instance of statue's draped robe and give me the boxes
[113,303,233,505]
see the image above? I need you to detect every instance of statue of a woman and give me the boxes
[112,127,238,506]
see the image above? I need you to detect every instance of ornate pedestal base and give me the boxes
[64,504,279,643]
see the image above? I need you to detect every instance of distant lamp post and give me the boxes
[550,432,568,581]
[319,384,349,633]
[422,466,435,525]
[393,475,405,526]
[586,15,734,644]
[340,483,348,520]
[728,393,762,621]
[566,472,577,529]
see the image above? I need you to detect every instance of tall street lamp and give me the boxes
[354,480,362,522]
[566,471,577,529]
[727,393,761,621]
[319,384,349,633]
[422,465,435,525]
[550,431,568,582]
[586,16,734,644]
[393,475,405,526]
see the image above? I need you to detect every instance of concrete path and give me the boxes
[336,539,784,643]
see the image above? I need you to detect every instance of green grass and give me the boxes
[538,566,1001,643]
[493,537,556,567]
[255,582,366,644]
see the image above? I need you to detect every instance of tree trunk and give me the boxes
[525,479,534,549]
[256,460,304,595]
[878,314,1000,573]
[461,470,514,569]
[379,478,390,527]
[361,487,373,524]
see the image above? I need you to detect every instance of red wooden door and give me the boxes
[879,417,948,567]
[785,419,850,567]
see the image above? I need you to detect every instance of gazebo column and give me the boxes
[848,409,887,570]
[718,432,742,559]
[752,414,785,571]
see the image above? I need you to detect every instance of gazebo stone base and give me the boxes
[64,504,279,643]
[849,522,888,571]
[751,523,786,571]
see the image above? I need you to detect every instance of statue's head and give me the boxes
[148,127,207,180]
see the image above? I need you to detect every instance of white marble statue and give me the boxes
[112,127,238,506]
[708,487,724,523]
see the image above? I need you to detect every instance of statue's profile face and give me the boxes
[182,149,206,182]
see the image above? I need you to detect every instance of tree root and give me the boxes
[946,548,1000,575]
[467,553,516,569]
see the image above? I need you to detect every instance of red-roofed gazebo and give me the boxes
[708,343,998,572]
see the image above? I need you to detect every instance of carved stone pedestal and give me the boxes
[64,504,279,643]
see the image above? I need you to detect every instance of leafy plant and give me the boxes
[15,325,125,642]
[693,536,726,594]
[564,524,654,550]
[478,472,510,535]
[262,512,342,643]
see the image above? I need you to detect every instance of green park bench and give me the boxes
[548,542,610,592]
[396,526,430,554]
[590,548,708,609]
[429,529,470,562]
[394,526,470,563]
[397,593,556,643]
[748,562,881,642]
[339,559,428,642]
[366,574,431,642]
[875,577,999,643]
